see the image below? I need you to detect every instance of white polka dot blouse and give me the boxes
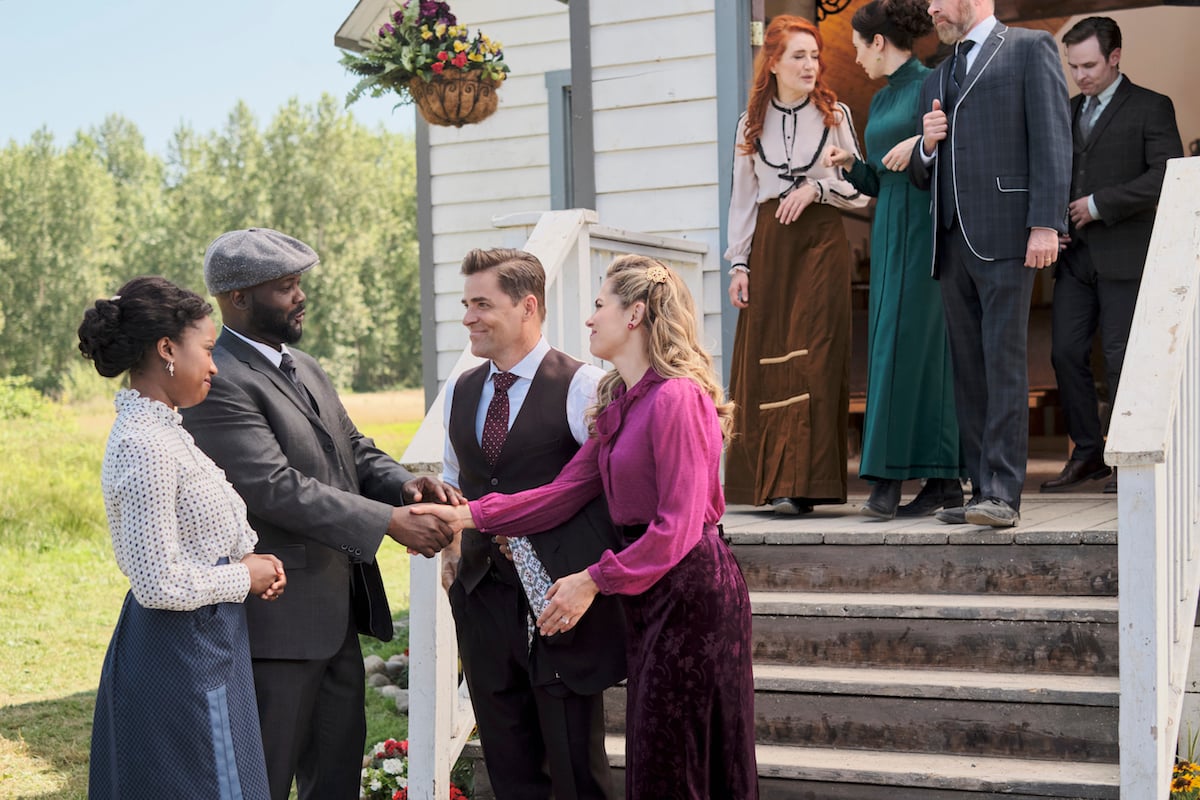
[100,389,258,610]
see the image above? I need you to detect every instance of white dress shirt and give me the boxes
[441,337,603,488]
[223,325,297,371]
[920,15,999,166]
[1080,73,1125,221]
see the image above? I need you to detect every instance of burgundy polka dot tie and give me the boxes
[481,372,518,465]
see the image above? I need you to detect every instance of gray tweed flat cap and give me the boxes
[203,228,319,294]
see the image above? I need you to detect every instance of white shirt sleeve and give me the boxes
[567,364,605,444]
[441,375,461,489]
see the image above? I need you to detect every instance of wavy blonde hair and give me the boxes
[588,255,735,442]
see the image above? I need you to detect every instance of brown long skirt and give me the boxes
[725,200,851,506]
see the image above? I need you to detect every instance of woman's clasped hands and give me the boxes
[243,553,286,601]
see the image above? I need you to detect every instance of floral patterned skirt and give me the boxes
[621,525,758,799]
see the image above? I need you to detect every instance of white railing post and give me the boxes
[1106,156,1200,798]
[406,552,462,799]
[1117,463,1173,791]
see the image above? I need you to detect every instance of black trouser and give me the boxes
[253,613,366,800]
[449,574,612,800]
[1051,242,1140,463]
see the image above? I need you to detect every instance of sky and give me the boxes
[0,0,415,154]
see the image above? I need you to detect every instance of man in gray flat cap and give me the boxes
[181,227,459,800]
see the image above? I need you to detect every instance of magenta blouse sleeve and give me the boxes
[469,436,604,537]
[588,380,713,595]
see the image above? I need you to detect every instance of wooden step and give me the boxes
[750,592,1118,675]
[602,666,1118,762]
[732,541,1117,596]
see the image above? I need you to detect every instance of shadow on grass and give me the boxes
[0,691,94,800]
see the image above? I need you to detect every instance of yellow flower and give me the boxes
[468,52,484,62]
[421,30,433,40]
[453,40,467,52]
[434,23,446,37]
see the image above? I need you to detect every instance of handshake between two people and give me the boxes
[385,476,475,557]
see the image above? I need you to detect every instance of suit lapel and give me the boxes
[1086,78,1131,146]
[217,329,324,424]
[958,23,1006,106]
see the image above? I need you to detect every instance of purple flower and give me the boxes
[393,9,404,22]
[379,22,395,37]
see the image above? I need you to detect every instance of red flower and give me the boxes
[451,52,468,68]
[431,62,445,74]
[393,791,406,800]
[436,51,450,61]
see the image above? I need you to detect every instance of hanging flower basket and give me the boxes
[339,0,509,128]
[409,71,500,127]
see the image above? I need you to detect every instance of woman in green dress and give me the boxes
[826,0,964,519]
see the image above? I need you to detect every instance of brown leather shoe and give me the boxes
[1040,457,1111,493]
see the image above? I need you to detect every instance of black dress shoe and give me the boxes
[897,478,964,517]
[861,480,901,520]
[1040,457,1111,493]
[1103,468,1117,494]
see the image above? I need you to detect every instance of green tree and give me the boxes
[0,131,116,393]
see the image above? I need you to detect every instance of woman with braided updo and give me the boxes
[414,255,758,797]
[79,276,283,799]
[825,0,965,520]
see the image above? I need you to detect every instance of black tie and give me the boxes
[279,351,318,412]
[945,40,976,111]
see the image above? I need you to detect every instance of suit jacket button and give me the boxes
[490,478,499,486]
[323,443,334,452]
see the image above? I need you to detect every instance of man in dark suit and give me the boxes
[1040,16,1182,495]
[440,248,625,799]
[908,0,1072,527]
[181,228,457,800]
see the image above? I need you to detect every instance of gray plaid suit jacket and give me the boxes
[909,22,1072,273]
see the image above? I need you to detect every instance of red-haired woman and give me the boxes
[725,15,869,514]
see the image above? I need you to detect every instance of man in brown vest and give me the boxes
[440,248,626,799]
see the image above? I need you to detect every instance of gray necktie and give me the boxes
[1079,96,1100,138]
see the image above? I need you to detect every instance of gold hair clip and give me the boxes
[646,264,669,284]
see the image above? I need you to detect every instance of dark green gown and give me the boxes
[845,57,963,481]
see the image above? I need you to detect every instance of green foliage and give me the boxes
[0,376,51,420]
[0,96,422,397]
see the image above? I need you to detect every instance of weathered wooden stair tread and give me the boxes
[749,664,1118,706]
[593,737,1121,797]
[749,591,1118,622]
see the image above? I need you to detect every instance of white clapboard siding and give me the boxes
[590,12,716,69]
[589,0,714,26]
[594,143,718,194]
[431,195,551,235]
[596,185,721,235]
[592,56,718,111]
[592,98,718,152]
[430,229,537,265]
[431,166,548,205]
[429,135,550,175]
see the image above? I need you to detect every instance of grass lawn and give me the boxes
[0,388,425,800]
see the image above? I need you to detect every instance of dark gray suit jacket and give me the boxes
[1065,76,1182,280]
[909,22,1072,271]
[181,329,412,660]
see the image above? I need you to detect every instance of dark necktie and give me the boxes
[1079,96,1100,139]
[279,351,318,412]
[479,370,555,642]
[945,40,976,110]
[939,39,976,230]
[481,371,518,465]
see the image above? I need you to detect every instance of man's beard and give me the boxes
[250,301,304,344]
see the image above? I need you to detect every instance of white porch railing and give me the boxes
[400,209,707,799]
[1106,156,1200,797]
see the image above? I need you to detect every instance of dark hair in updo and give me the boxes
[78,276,213,378]
[851,0,934,51]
